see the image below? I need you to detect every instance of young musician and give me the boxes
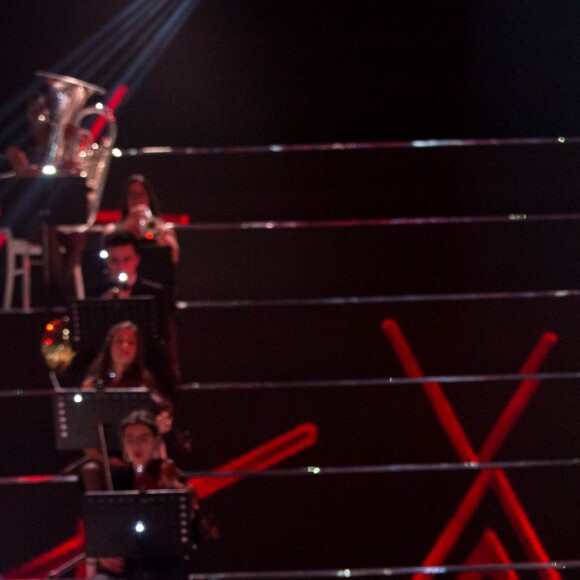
[85,409,197,580]
[105,174,180,265]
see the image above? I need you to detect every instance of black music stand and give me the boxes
[68,296,160,354]
[84,490,193,557]
[53,388,155,452]
[53,387,155,489]
[84,489,194,579]
[0,176,89,238]
[137,245,175,298]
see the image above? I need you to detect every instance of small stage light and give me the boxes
[134,521,145,534]
[42,165,57,175]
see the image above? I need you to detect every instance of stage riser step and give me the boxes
[104,144,580,221]
[174,295,580,382]
[5,219,580,304]
[1,296,579,386]
[169,220,580,301]
[0,480,80,573]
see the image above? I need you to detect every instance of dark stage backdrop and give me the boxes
[2,1,580,577]
[2,0,580,150]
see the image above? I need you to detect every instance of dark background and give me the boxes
[2,0,580,149]
[2,1,580,577]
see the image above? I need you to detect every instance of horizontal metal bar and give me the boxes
[0,474,78,485]
[3,371,580,398]
[5,287,580,315]
[120,136,580,158]
[2,457,579,486]
[0,386,151,397]
[182,457,580,479]
[187,559,580,578]
[176,289,580,310]
[179,372,580,391]
[173,212,580,233]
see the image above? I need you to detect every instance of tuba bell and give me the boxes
[34,71,118,232]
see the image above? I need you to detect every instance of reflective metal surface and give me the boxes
[35,71,118,231]
[40,316,75,373]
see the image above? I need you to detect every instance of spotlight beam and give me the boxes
[99,0,179,88]
[51,0,152,78]
[72,0,172,84]
[0,0,201,152]
[116,0,201,97]
[0,79,44,150]
[0,0,156,149]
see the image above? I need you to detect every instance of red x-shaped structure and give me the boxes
[382,318,561,580]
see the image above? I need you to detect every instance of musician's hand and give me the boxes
[98,557,125,574]
[156,459,187,490]
[159,472,188,490]
[122,213,145,239]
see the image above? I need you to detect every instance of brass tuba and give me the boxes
[35,71,118,231]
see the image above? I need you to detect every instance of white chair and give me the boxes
[2,228,85,310]
[2,229,44,310]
